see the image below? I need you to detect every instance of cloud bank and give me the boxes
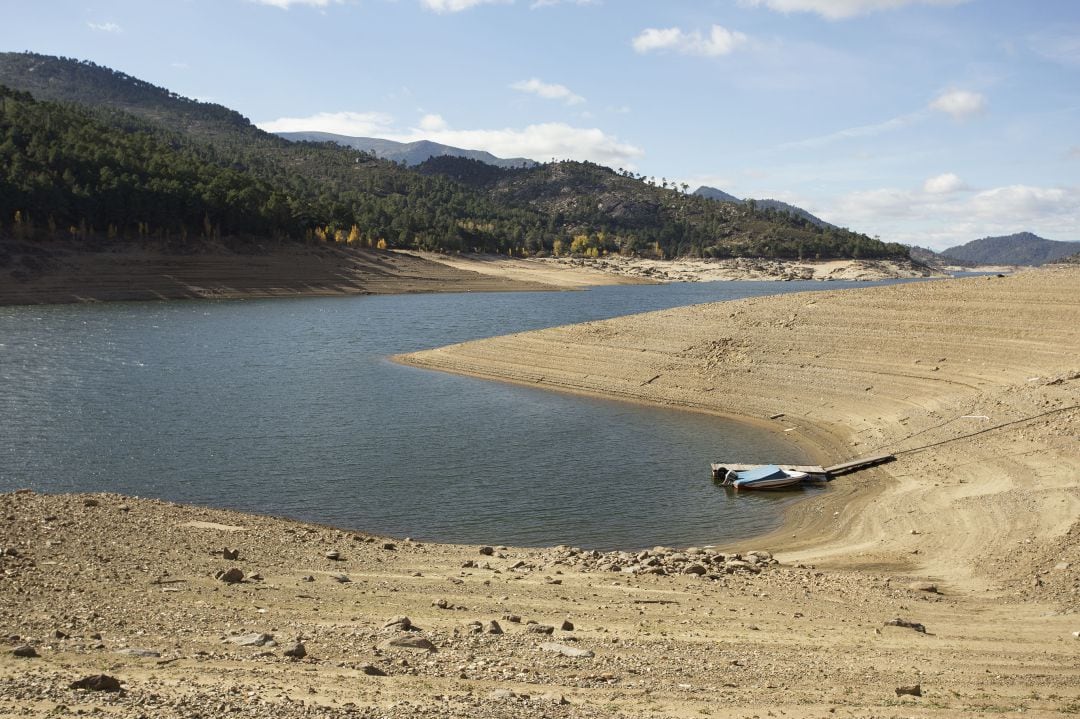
[740,0,968,20]
[511,78,585,105]
[632,25,748,57]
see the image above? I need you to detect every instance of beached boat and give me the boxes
[724,464,808,490]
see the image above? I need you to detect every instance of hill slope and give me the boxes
[0,52,906,262]
[942,232,1080,266]
[694,186,835,229]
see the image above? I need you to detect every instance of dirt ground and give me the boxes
[2,267,1078,718]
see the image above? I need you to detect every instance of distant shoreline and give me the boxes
[1,237,950,306]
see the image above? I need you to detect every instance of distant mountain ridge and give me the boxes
[942,232,1080,266]
[693,186,835,229]
[276,131,535,169]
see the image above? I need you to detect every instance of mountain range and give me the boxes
[276,132,535,169]
[942,232,1080,266]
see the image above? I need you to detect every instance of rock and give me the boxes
[380,542,396,551]
[324,550,341,561]
[488,688,516,701]
[540,642,594,658]
[247,572,263,582]
[433,598,451,609]
[378,634,436,653]
[503,613,521,623]
[560,619,574,631]
[70,674,122,692]
[895,684,922,697]
[1054,562,1070,571]
[360,664,387,676]
[226,633,274,647]
[115,648,161,658]
[222,547,240,560]
[301,575,315,582]
[908,581,939,593]
[12,645,38,658]
[4,547,20,557]
[464,621,483,635]
[478,546,494,556]
[484,620,503,635]
[383,616,412,631]
[283,642,307,659]
[217,568,244,584]
[683,564,707,575]
[884,618,927,633]
[526,624,555,635]
[330,574,351,583]
[82,498,99,507]
[541,691,569,705]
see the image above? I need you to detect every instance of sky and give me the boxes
[2,0,1079,250]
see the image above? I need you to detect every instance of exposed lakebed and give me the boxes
[0,280,916,549]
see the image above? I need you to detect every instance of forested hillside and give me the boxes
[0,52,908,260]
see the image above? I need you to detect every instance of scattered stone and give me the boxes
[908,581,939,593]
[895,684,922,697]
[70,675,122,693]
[283,641,307,659]
[560,620,574,631]
[12,645,38,658]
[383,616,412,631]
[541,691,569,705]
[683,563,707,575]
[380,542,396,551]
[4,547,20,557]
[222,547,240,560]
[478,546,494,556]
[360,664,387,676]
[226,633,274,647]
[527,624,555,635]
[217,568,244,584]
[488,689,516,701]
[247,572,263,581]
[379,634,436,653]
[540,642,594,658]
[82,498,99,508]
[433,598,451,609]
[884,618,927,633]
[325,550,341,561]
[330,574,351,583]
[544,576,562,585]
[464,621,483,635]
[301,575,315,582]
[484,620,503,635]
[115,648,161,658]
[502,613,521,623]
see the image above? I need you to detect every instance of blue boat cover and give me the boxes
[734,465,786,482]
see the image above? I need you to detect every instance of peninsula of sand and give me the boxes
[2,266,1078,718]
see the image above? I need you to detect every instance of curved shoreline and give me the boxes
[399,267,1080,592]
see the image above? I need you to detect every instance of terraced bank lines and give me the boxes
[401,267,1080,593]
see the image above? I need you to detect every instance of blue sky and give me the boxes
[2,0,1078,249]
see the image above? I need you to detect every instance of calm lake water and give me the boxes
[0,280,911,550]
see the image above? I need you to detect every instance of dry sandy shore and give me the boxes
[1,237,938,306]
[2,268,1078,718]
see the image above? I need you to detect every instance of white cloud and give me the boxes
[632,25,748,57]
[418,114,449,132]
[779,111,924,149]
[87,21,122,33]
[826,181,1080,249]
[511,78,585,105]
[923,172,967,194]
[420,0,508,12]
[930,88,986,120]
[249,0,341,7]
[258,111,396,136]
[739,0,967,20]
[258,112,643,167]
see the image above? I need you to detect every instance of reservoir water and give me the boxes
[1,280,908,550]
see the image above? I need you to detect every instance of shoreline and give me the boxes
[1,236,949,306]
